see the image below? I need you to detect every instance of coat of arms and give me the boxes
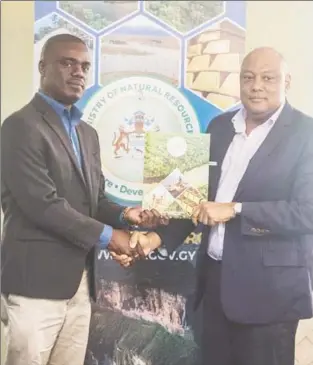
[112,110,160,159]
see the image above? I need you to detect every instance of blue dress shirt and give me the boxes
[38,91,113,247]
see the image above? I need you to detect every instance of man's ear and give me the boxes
[38,60,45,76]
[285,73,291,92]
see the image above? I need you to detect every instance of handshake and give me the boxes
[107,230,162,268]
[106,207,166,267]
[106,201,238,268]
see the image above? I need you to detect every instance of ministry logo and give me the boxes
[82,76,199,204]
[112,110,160,159]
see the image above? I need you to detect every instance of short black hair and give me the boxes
[40,33,87,60]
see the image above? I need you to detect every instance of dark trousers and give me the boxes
[201,256,298,365]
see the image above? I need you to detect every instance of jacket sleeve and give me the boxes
[1,115,105,251]
[96,171,125,228]
[241,129,313,237]
[155,219,195,254]
[91,128,125,228]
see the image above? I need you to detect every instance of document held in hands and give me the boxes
[142,131,211,219]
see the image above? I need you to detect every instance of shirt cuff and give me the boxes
[99,225,113,248]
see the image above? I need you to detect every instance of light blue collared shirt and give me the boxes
[38,91,113,247]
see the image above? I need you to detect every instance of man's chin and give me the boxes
[64,92,83,105]
[246,102,269,115]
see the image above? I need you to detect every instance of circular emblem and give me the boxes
[83,76,200,203]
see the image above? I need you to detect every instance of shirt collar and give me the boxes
[232,102,285,134]
[38,91,82,124]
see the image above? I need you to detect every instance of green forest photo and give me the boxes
[59,1,139,30]
[145,1,225,33]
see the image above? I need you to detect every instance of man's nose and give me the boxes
[71,64,85,78]
[251,75,263,91]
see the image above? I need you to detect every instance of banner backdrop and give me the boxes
[34,2,246,364]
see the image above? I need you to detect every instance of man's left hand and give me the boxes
[107,229,144,258]
[123,207,169,229]
[111,231,162,268]
[192,202,236,226]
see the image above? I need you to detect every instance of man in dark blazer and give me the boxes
[116,47,313,365]
[1,34,165,365]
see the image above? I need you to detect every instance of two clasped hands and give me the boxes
[110,201,237,267]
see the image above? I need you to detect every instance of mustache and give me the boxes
[67,79,85,86]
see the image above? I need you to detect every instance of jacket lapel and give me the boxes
[76,124,94,208]
[234,103,294,200]
[32,94,86,186]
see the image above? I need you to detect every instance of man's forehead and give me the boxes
[241,64,281,74]
[241,49,285,73]
[49,41,90,59]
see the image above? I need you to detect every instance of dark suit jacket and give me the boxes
[1,93,125,301]
[156,103,313,325]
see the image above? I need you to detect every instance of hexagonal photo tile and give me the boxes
[99,14,180,86]
[57,1,139,32]
[144,1,225,34]
[185,18,245,110]
[34,13,95,90]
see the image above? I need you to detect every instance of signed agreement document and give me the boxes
[142,131,211,219]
